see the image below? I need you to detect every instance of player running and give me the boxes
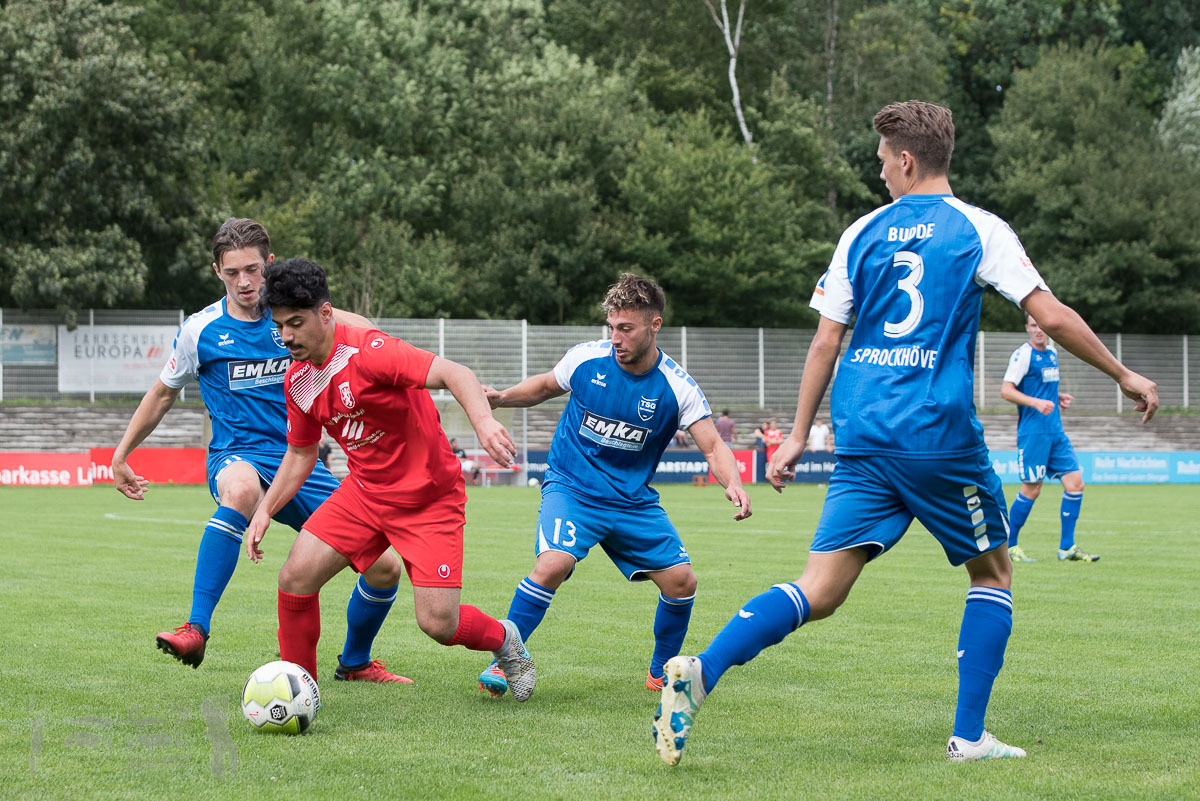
[652,100,1158,766]
[475,273,751,699]
[1002,313,1096,562]
[246,258,536,697]
[113,218,408,682]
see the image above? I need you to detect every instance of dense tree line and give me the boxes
[0,0,1196,332]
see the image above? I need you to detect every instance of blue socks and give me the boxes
[188,506,248,634]
[506,577,556,642]
[1007,493,1034,547]
[697,583,809,693]
[340,576,398,668]
[953,587,1013,741]
[1060,492,1083,551]
[650,593,695,680]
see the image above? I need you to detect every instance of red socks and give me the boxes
[447,605,505,651]
[278,590,320,679]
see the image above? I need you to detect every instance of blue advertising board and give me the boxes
[989,450,1200,484]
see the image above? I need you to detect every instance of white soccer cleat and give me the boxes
[493,620,536,702]
[946,730,1027,761]
[653,655,707,766]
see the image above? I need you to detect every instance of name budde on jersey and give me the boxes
[227,355,291,390]
[579,410,650,451]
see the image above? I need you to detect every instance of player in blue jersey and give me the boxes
[475,274,752,697]
[112,218,409,682]
[652,101,1158,766]
[1002,313,1096,563]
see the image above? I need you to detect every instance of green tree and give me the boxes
[0,0,211,320]
[619,109,840,327]
[1159,47,1200,160]
[991,44,1200,334]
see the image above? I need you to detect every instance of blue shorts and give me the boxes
[208,451,341,532]
[1017,431,1079,483]
[535,488,690,581]
[811,453,1010,567]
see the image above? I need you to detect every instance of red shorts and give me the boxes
[302,477,466,587]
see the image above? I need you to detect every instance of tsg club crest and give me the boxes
[638,396,658,421]
[338,381,356,409]
[271,327,285,348]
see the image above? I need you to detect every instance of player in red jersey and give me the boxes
[246,258,537,700]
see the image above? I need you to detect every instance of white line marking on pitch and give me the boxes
[104,513,207,526]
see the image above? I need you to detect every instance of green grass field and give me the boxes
[1,482,1197,800]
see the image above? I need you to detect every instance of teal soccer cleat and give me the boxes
[478,659,508,698]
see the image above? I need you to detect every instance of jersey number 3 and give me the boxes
[883,251,924,339]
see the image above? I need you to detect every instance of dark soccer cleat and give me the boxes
[156,623,208,668]
[334,657,414,684]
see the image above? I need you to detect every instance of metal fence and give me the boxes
[2,308,1193,414]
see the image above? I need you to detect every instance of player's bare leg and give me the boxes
[336,550,412,684]
[656,550,866,765]
[276,530,351,679]
[157,461,262,667]
[646,564,698,690]
[479,550,575,697]
[948,547,1024,761]
[416,586,537,701]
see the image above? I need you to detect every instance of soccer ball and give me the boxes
[527,477,541,488]
[241,661,320,734]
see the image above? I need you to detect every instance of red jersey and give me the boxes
[284,324,460,504]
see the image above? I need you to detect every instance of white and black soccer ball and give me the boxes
[241,661,320,734]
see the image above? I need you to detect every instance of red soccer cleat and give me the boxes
[646,669,665,691]
[335,658,414,684]
[156,623,208,668]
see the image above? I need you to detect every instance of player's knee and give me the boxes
[530,558,572,589]
[1021,483,1042,500]
[804,591,847,622]
[662,570,697,598]
[364,554,402,586]
[278,559,318,595]
[415,608,458,643]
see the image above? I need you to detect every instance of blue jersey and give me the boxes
[542,341,711,508]
[1003,342,1064,435]
[812,194,1048,459]
[158,299,291,460]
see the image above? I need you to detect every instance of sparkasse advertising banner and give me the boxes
[0,449,207,487]
[57,325,176,394]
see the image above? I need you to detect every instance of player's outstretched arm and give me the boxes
[426,356,518,467]
[112,379,182,500]
[1000,381,1055,416]
[246,443,318,563]
[485,371,566,410]
[768,317,847,491]
[1022,289,1158,422]
[688,418,751,520]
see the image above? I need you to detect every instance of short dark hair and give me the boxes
[602,273,665,316]
[873,100,955,176]
[259,258,331,315]
[212,217,270,267]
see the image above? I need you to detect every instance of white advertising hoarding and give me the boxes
[57,325,176,393]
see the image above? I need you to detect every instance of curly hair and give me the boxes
[258,258,331,315]
[211,217,270,267]
[601,273,665,316]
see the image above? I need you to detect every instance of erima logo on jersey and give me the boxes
[579,410,649,451]
[227,356,291,390]
[217,332,236,347]
[591,372,607,387]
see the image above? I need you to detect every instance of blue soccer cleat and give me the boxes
[478,659,508,698]
[652,655,707,766]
